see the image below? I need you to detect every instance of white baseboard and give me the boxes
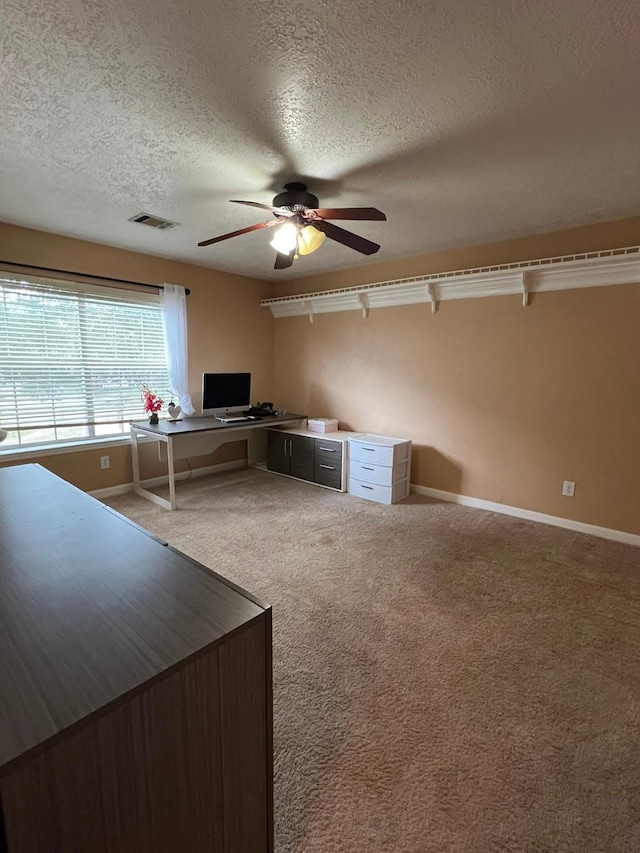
[91,467,638,547]
[411,484,640,547]
[90,459,247,500]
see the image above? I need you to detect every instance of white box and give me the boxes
[307,418,339,433]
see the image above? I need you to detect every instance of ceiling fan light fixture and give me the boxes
[198,183,385,264]
[269,222,298,254]
[297,225,326,256]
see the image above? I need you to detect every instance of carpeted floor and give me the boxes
[105,468,640,853]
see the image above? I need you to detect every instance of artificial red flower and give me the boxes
[141,385,163,414]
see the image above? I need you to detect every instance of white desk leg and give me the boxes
[131,427,141,490]
[131,427,173,511]
[167,437,177,511]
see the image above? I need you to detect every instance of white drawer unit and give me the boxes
[348,434,412,504]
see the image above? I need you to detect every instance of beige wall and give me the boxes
[0,222,273,491]
[1,218,638,536]
[272,217,640,535]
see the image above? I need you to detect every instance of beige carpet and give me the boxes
[105,468,640,853]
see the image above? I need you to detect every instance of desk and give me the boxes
[130,413,305,510]
[0,463,273,853]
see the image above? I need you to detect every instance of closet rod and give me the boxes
[0,260,191,295]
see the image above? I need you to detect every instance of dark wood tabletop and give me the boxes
[130,412,306,437]
[0,464,266,774]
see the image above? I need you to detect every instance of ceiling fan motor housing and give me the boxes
[273,182,319,210]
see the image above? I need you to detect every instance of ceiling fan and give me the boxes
[198,182,386,270]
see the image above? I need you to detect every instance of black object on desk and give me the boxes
[245,403,278,417]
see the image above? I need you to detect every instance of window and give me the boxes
[0,272,170,449]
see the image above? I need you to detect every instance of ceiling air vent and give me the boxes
[129,212,179,231]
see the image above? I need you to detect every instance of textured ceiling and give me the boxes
[1,0,639,281]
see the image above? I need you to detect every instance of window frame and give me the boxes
[0,271,170,455]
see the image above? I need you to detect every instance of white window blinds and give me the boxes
[0,272,170,448]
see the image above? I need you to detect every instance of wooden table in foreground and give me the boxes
[131,413,306,510]
[0,463,273,853]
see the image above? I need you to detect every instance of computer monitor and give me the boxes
[202,372,251,416]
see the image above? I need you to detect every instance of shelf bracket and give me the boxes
[521,272,529,307]
[358,293,370,319]
[305,300,314,324]
[426,284,437,314]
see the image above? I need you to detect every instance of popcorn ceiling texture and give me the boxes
[1,0,639,279]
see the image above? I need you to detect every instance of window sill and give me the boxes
[0,434,134,463]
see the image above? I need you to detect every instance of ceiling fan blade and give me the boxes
[310,207,386,221]
[198,220,278,247]
[230,200,294,217]
[274,251,294,270]
[312,220,381,255]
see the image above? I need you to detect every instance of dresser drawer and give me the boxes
[315,439,342,464]
[349,440,394,467]
[315,459,341,489]
[349,458,409,486]
[348,477,410,505]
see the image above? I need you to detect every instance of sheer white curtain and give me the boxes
[161,284,195,416]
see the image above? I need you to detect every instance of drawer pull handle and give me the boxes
[361,485,374,490]
[319,464,335,470]
[361,466,375,471]
[362,447,376,452]
[319,447,337,452]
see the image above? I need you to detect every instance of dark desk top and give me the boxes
[0,464,266,773]
[131,413,306,437]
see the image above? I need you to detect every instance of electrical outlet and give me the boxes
[100,455,110,470]
[562,480,575,497]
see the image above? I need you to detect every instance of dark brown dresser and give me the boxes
[0,463,272,853]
